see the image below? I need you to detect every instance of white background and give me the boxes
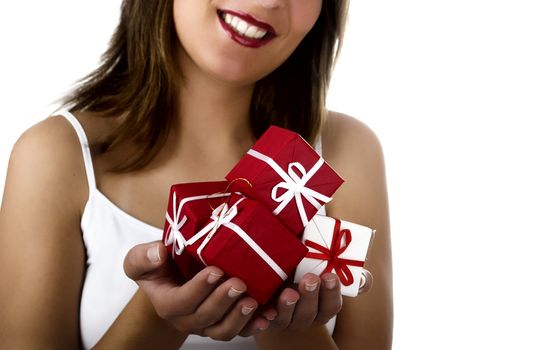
[1,1,534,349]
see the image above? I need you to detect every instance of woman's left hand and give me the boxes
[240,269,373,336]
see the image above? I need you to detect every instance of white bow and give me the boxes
[164,192,188,256]
[248,149,332,227]
[186,200,242,265]
[163,192,232,256]
[188,197,288,280]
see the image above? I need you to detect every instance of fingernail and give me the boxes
[324,278,337,290]
[228,287,245,298]
[241,306,255,315]
[359,274,367,288]
[258,325,270,331]
[285,299,298,306]
[147,244,160,263]
[207,272,223,284]
[305,281,318,292]
[265,313,277,321]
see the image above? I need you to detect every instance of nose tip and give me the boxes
[254,0,286,9]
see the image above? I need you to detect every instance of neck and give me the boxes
[170,49,256,157]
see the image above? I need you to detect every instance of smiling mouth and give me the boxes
[217,9,277,48]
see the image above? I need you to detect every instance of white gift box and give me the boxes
[294,215,374,297]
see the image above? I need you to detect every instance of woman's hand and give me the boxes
[123,241,270,341]
[269,272,343,330]
[249,269,374,335]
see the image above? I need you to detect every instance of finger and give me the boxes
[123,241,169,282]
[181,277,248,329]
[239,315,271,337]
[253,303,278,322]
[289,274,321,329]
[315,273,343,324]
[202,297,259,341]
[359,269,374,294]
[269,288,300,329]
[147,266,226,320]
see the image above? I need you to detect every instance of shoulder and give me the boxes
[321,111,387,225]
[322,111,393,347]
[322,110,385,178]
[6,114,89,216]
[0,115,88,346]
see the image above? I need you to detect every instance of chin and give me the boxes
[202,55,276,87]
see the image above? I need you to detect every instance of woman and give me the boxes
[0,0,392,348]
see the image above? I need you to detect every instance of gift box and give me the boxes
[162,181,232,283]
[226,126,344,235]
[294,215,374,297]
[185,194,308,304]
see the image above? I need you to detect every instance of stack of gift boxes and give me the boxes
[162,126,375,304]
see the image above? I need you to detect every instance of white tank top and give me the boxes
[58,110,335,349]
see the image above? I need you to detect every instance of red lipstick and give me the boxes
[217,9,277,49]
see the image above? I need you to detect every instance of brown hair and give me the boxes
[62,0,349,172]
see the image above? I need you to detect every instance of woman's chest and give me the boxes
[93,153,241,230]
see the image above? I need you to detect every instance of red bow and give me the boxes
[304,219,364,286]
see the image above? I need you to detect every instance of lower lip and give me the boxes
[217,13,274,49]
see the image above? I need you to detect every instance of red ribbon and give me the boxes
[304,219,364,286]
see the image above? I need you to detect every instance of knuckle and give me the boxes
[123,250,137,279]
[325,299,343,316]
[173,302,195,316]
[314,312,337,325]
[193,312,218,328]
[153,303,174,320]
[152,298,187,321]
[290,313,316,329]
[270,318,290,329]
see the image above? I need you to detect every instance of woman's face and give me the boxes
[173,0,322,86]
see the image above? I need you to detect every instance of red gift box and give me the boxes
[162,181,232,282]
[185,194,307,304]
[226,126,344,234]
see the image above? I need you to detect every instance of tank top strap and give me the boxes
[314,135,323,157]
[57,110,97,192]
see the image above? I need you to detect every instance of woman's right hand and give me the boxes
[123,241,270,341]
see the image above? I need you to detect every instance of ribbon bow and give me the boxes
[248,149,332,227]
[164,192,188,256]
[186,197,288,280]
[163,191,233,255]
[304,219,364,286]
[187,199,243,265]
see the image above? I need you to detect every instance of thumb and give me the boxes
[123,241,169,282]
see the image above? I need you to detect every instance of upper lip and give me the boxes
[218,9,277,35]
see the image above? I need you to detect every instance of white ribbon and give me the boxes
[163,191,231,257]
[247,149,332,227]
[164,192,188,256]
[186,198,288,281]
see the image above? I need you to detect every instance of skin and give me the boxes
[0,0,393,349]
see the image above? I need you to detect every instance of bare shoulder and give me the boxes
[322,111,385,183]
[322,111,393,349]
[4,115,89,214]
[0,115,86,346]
[322,111,387,226]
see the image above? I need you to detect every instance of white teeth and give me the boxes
[245,26,258,38]
[231,16,239,28]
[221,12,268,40]
[237,19,248,34]
[255,29,267,38]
